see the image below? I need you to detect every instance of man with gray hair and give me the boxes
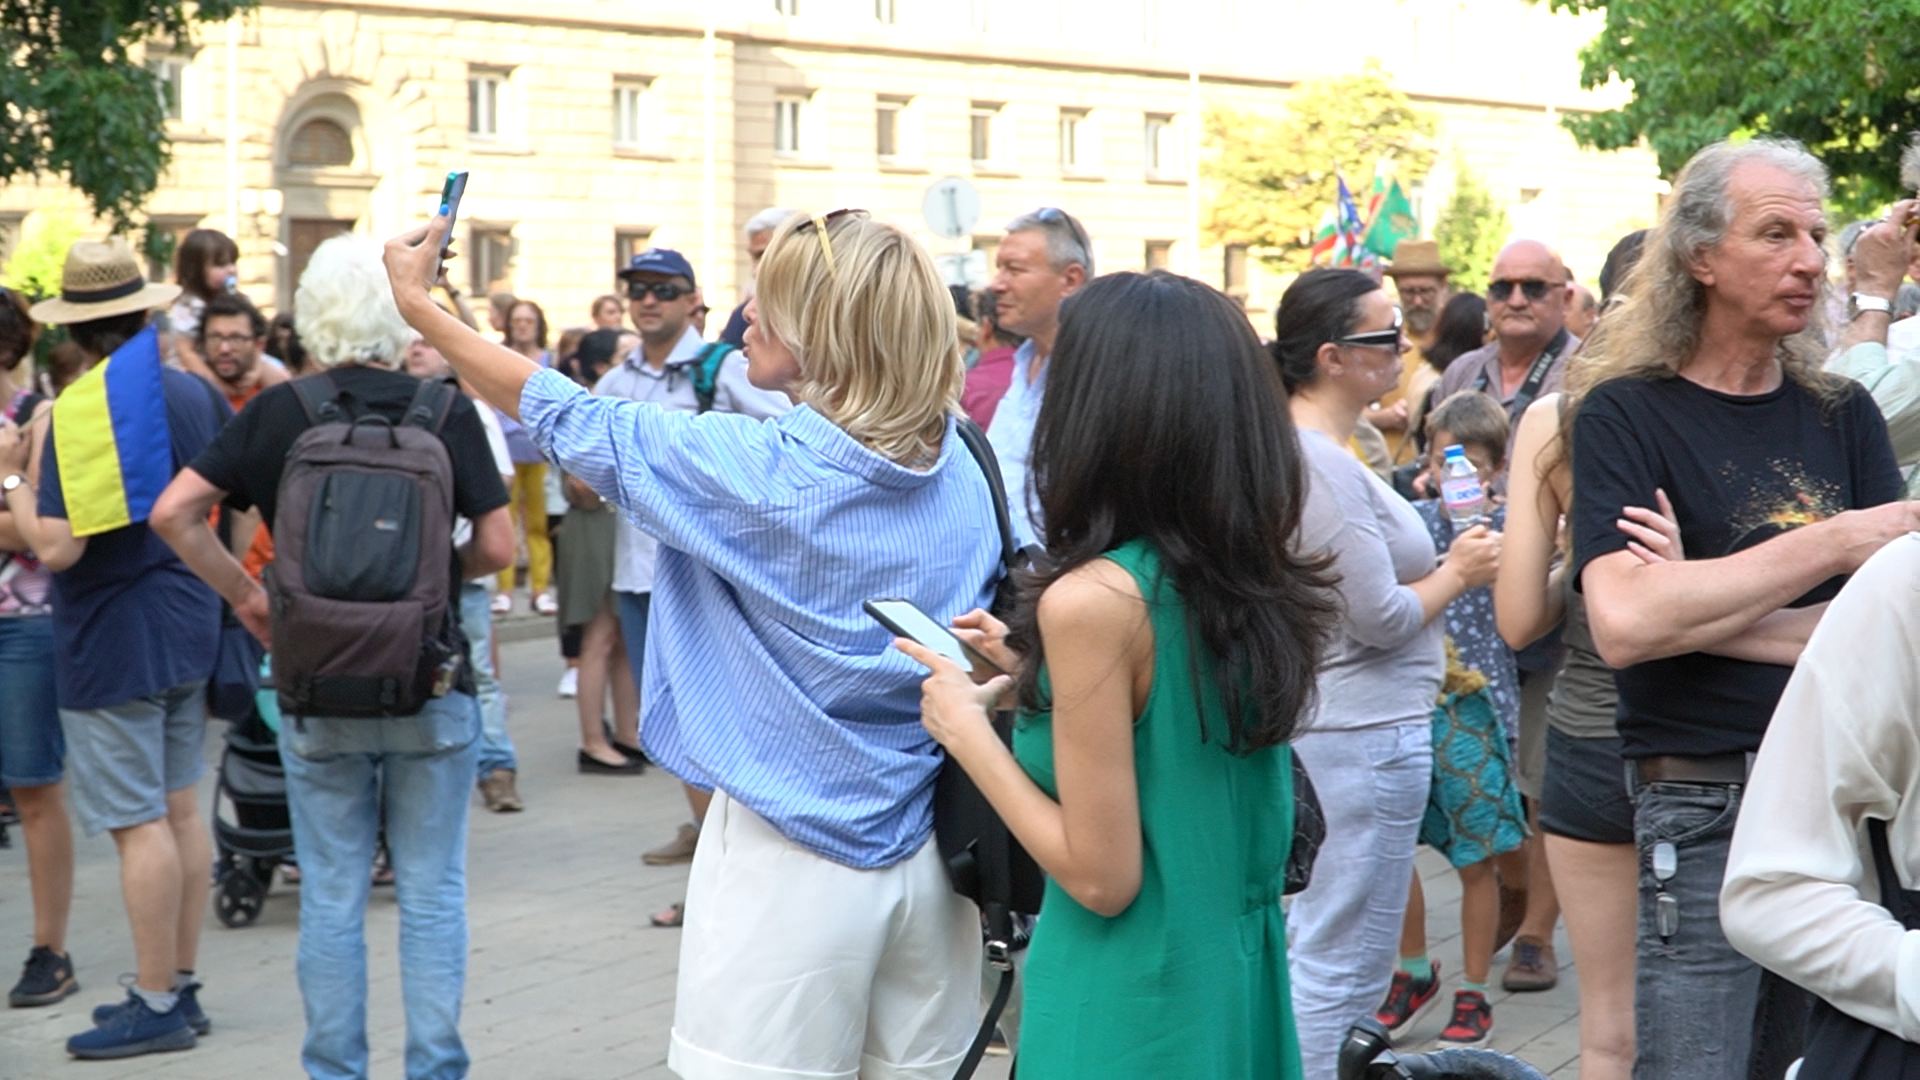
[984,207,1093,548]
[1569,138,1912,1080]
[717,207,798,347]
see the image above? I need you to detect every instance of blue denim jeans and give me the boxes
[458,582,514,776]
[0,615,61,788]
[280,694,480,1080]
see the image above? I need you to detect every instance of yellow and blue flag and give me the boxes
[51,326,173,537]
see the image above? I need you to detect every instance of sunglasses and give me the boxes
[795,208,868,275]
[1334,309,1406,353]
[1487,279,1555,303]
[626,281,694,302]
[1033,206,1093,263]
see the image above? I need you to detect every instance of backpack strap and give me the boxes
[291,372,344,425]
[690,342,734,414]
[402,376,460,435]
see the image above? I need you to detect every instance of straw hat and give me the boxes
[1382,239,1452,279]
[27,239,182,326]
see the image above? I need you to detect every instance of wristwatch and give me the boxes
[1851,292,1894,319]
[1,474,26,495]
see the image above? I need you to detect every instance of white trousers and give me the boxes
[669,791,980,1080]
[1286,723,1434,1080]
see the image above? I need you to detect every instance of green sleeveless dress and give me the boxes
[1011,538,1303,1080]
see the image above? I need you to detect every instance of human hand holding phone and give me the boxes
[435,170,469,280]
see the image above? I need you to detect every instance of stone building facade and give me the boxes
[0,0,1663,328]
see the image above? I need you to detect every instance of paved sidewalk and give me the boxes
[0,637,1579,1078]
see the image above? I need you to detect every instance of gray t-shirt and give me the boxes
[1296,429,1444,731]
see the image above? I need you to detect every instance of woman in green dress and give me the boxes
[900,270,1338,1079]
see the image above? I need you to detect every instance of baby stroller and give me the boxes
[211,699,294,928]
[1339,1018,1549,1080]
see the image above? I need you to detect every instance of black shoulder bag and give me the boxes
[942,417,1045,1079]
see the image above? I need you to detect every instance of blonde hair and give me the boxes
[755,213,962,464]
[1570,139,1845,407]
[296,234,413,370]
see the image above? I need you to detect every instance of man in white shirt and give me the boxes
[594,248,787,913]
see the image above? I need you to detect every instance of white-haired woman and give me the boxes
[384,211,993,1079]
[153,234,514,1079]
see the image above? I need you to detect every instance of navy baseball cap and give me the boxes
[619,247,696,286]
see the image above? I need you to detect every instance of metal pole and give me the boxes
[1185,59,1200,277]
[702,16,718,303]
[225,14,240,239]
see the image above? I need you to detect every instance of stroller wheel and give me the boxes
[216,871,266,928]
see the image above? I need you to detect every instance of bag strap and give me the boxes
[402,376,460,435]
[953,967,1016,1080]
[1473,326,1568,417]
[952,416,1018,576]
[691,342,734,414]
[291,372,344,425]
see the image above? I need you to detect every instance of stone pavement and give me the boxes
[0,636,1579,1078]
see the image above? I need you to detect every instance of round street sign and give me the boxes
[922,176,982,240]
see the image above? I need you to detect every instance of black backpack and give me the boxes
[941,418,1046,1078]
[264,374,462,719]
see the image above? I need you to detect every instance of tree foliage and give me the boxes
[0,211,84,300]
[1434,166,1510,295]
[1204,63,1438,271]
[1549,0,1920,216]
[0,0,254,234]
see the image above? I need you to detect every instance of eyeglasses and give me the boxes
[1487,279,1555,303]
[795,208,867,276]
[1334,309,1407,354]
[626,281,694,302]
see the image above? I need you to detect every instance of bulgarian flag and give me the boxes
[50,326,173,536]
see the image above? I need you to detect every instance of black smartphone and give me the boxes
[865,598,1001,673]
[436,170,469,278]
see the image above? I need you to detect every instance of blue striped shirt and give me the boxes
[520,367,1001,868]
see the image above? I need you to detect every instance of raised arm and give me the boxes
[1496,394,1568,650]
[384,218,540,421]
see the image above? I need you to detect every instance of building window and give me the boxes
[774,0,798,14]
[148,55,187,122]
[142,216,201,282]
[469,226,515,295]
[875,0,896,22]
[1144,240,1172,271]
[1058,108,1090,172]
[468,71,505,140]
[1224,244,1249,300]
[614,228,654,283]
[613,79,653,151]
[774,95,805,157]
[876,98,905,162]
[1144,114,1174,177]
[287,119,355,168]
[970,103,999,167]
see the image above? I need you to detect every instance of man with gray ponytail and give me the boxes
[1568,138,1915,1080]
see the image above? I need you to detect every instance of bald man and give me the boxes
[1435,239,1580,461]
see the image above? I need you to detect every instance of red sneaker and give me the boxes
[1373,963,1441,1033]
[1437,989,1493,1046]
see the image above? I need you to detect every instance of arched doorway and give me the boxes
[275,91,376,310]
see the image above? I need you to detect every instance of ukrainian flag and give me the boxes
[51,326,173,537]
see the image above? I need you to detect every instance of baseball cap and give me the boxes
[619,247,696,286]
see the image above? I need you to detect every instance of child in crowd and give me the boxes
[1376,390,1527,1046]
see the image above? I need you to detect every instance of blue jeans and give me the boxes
[0,615,61,788]
[458,582,514,776]
[615,591,650,685]
[280,694,480,1080]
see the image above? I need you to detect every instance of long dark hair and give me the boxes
[1270,268,1377,393]
[174,229,239,302]
[1009,271,1338,753]
[1424,293,1489,372]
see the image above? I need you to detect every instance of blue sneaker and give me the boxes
[68,990,196,1059]
[94,978,208,1035]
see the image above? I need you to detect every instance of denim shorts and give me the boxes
[1538,726,1636,845]
[0,615,62,788]
[60,679,208,835]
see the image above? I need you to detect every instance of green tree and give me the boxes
[0,0,254,236]
[1434,166,1510,296]
[1,212,85,300]
[1204,62,1438,270]
[1547,0,1920,216]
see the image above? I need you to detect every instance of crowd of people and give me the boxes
[1,130,1919,1080]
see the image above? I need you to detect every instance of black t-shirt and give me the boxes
[189,366,511,637]
[1570,373,1902,759]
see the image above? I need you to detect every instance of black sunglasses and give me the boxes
[1033,207,1093,260]
[1334,309,1406,353]
[626,281,694,302]
[1487,279,1554,303]
[794,208,868,275]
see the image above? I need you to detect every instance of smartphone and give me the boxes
[865,599,1001,673]
[436,170,470,277]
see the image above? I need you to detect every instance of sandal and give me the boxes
[649,901,685,928]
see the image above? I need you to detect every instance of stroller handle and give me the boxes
[1338,1018,1550,1080]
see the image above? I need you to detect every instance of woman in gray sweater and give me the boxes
[1275,269,1501,1078]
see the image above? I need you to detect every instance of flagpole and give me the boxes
[1184,45,1200,277]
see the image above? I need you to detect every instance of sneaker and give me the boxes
[9,945,78,1007]
[1437,990,1493,1046]
[478,768,524,813]
[68,990,196,1059]
[533,591,558,616]
[1373,963,1441,1033]
[557,667,579,698]
[490,592,512,615]
[1503,934,1559,992]
[643,822,701,866]
[97,979,211,1036]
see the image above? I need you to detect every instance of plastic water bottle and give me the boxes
[1439,444,1485,530]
